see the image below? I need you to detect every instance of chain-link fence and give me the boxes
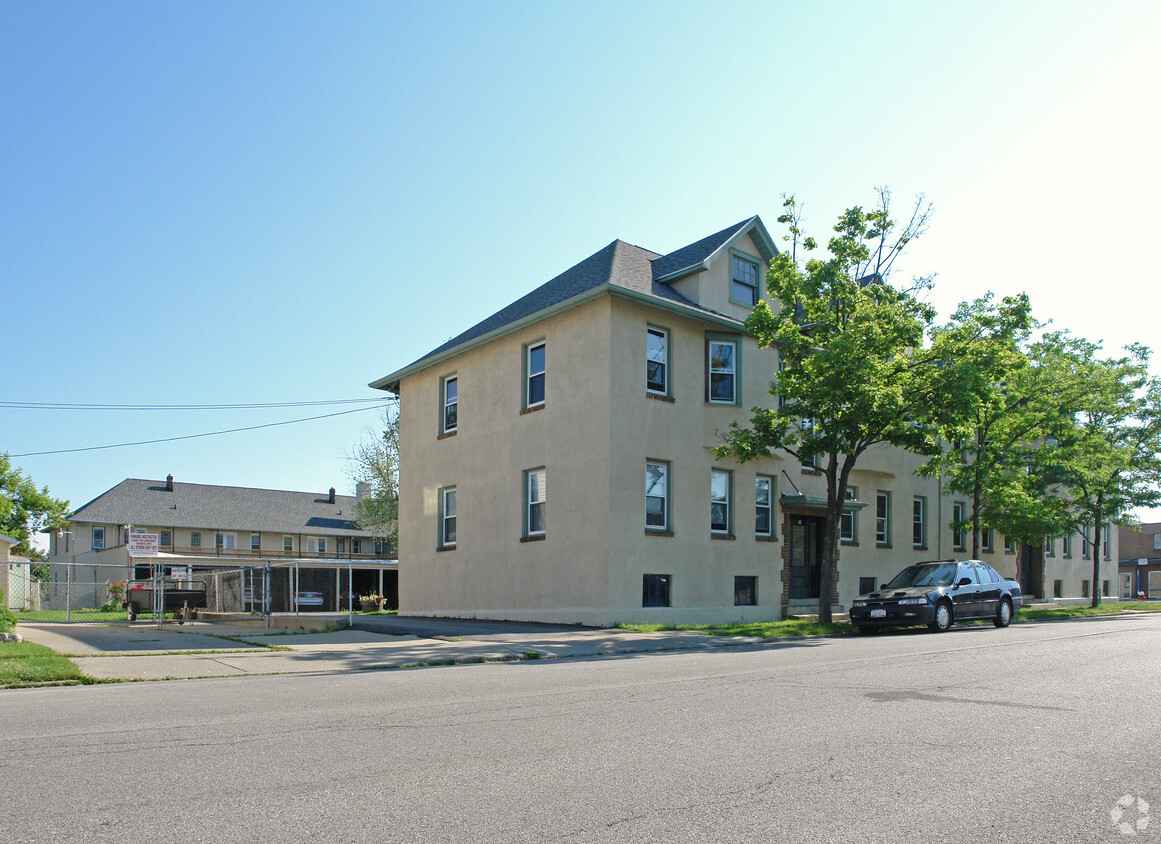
[5,558,398,620]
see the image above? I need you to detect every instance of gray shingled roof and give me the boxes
[408,239,722,368]
[68,479,378,537]
[649,218,757,281]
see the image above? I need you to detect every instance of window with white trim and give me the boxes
[912,497,926,548]
[711,469,731,535]
[526,342,545,408]
[755,475,773,537]
[216,532,237,550]
[283,536,293,552]
[646,327,669,395]
[645,461,670,532]
[92,526,105,550]
[839,487,858,541]
[707,340,736,404]
[730,254,759,306]
[525,468,546,537]
[982,527,994,553]
[952,502,966,551]
[875,492,890,545]
[250,533,261,551]
[1063,534,1072,557]
[440,487,457,548]
[442,375,458,433]
[353,538,361,554]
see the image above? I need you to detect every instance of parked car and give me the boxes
[295,591,324,609]
[849,559,1022,634]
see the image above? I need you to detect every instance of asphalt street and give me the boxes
[3,614,1159,843]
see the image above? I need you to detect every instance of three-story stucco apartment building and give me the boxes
[373,216,1117,625]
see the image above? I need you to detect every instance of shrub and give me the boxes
[0,591,16,633]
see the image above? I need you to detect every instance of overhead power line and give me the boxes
[0,398,390,411]
[8,403,395,458]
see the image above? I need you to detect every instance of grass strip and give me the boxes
[616,619,852,638]
[1020,601,1161,620]
[0,641,84,687]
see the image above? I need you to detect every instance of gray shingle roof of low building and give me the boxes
[67,479,378,537]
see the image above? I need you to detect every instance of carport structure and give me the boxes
[127,552,400,615]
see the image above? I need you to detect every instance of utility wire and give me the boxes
[0,398,390,411]
[8,404,392,458]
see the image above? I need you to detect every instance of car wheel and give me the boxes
[993,598,1013,628]
[928,601,952,633]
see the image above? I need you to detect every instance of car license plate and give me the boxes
[871,609,886,618]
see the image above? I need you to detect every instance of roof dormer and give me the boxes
[651,216,777,316]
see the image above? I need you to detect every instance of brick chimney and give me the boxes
[329,487,336,504]
[166,474,174,492]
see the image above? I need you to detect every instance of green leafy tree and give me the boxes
[1043,335,1161,606]
[348,411,399,549]
[717,189,953,624]
[921,293,1069,557]
[0,453,69,558]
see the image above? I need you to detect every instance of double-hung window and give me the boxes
[250,533,261,551]
[982,527,994,553]
[440,487,457,548]
[645,461,670,532]
[1062,534,1072,557]
[875,492,890,545]
[707,340,737,404]
[92,526,105,550]
[525,468,546,538]
[1044,537,1055,557]
[755,476,773,537]
[216,532,236,550]
[646,328,669,395]
[730,254,759,307]
[912,497,926,548]
[526,342,546,409]
[952,502,966,551]
[283,536,293,552]
[442,375,458,433]
[711,469,731,535]
[840,487,858,542]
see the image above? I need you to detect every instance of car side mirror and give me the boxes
[957,577,972,587]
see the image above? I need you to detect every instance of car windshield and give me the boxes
[883,562,959,589]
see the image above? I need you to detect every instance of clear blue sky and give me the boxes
[4,1,1160,524]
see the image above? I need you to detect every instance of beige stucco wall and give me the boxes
[391,232,1113,624]
[397,296,615,624]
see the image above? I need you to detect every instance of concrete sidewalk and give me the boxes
[16,620,771,681]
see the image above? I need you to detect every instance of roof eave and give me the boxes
[704,215,778,266]
[371,284,750,392]
[369,284,616,393]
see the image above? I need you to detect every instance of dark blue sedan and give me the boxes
[849,559,1023,634]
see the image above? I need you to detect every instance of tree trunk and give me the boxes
[819,509,839,625]
[1091,509,1103,609]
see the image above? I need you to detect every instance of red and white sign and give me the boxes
[129,533,159,556]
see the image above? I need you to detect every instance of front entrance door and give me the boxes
[1020,544,1044,599]
[789,515,823,600]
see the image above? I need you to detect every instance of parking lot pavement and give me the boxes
[15,620,765,682]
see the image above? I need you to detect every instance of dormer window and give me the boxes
[730,254,759,307]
